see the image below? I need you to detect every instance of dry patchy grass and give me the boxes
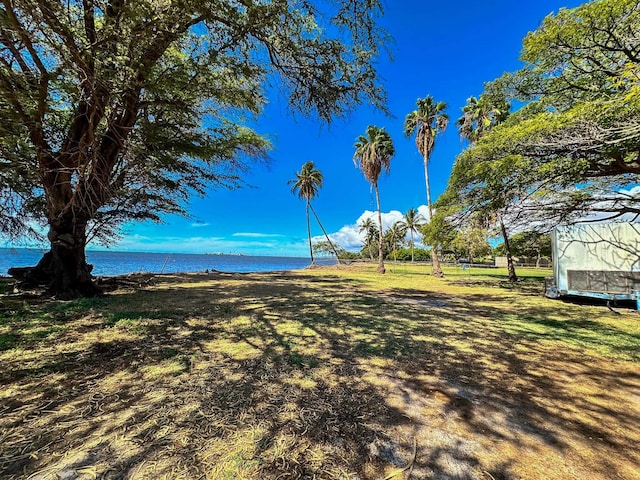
[0,264,639,480]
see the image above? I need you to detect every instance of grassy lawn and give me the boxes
[0,264,639,479]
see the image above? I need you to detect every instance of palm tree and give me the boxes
[289,161,340,266]
[404,96,448,277]
[387,221,407,262]
[358,217,376,260]
[353,125,395,274]
[457,95,509,143]
[456,94,517,282]
[398,208,425,262]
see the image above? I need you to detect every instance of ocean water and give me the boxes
[0,248,336,277]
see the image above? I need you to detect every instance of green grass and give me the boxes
[0,332,17,350]
[0,278,13,295]
[0,265,638,480]
[324,264,638,361]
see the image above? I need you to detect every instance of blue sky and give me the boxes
[101,1,582,256]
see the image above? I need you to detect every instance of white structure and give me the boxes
[546,223,640,307]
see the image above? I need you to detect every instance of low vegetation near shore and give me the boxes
[1,264,638,479]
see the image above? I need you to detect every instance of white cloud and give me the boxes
[190,222,210,228]
[417,205,431,222]
[313,206,430,251]
[312,224,362,251]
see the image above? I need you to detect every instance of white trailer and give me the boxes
[545,223,640,308]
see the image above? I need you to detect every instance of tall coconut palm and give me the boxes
[456,94,516,282]
[358,217,376,260]
[289,161,340,266]
[353,125,395,274]
[398,208,426,262]
[404,96,448,277]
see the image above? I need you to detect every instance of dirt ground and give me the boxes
[0,268,639,479]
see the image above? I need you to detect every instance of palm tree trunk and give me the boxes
[410,229,415,262]
[423,154,443,277]
[393,232,397,262]
[309,203,342,265]
[306,201,315,265]
[374,184,386,274]
[423,156,433,220]
[500,216,517,282]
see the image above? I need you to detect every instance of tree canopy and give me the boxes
[494,231,551,259]
[449,0,640,227]
[456,94,509,144]
[289,161,324,203]
[0,0,389,296]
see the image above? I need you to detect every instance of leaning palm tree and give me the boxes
[398,207,426,262]
[289,161,341,266]
[404,96,448,277]
[309,203,342,264]
[353,125,395,274]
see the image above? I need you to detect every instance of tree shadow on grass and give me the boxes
[1,274,406,479]
[446,273,548,296]
[1,272,639,479]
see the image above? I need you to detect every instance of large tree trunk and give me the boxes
[430,247,444,277]
[374,184,385,274]
[10,218,98,298]
[500,217,518,283]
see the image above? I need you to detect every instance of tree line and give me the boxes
[365,228,551,265]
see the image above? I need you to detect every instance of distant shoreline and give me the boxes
[0,247,319,258]
[0,248,337,277]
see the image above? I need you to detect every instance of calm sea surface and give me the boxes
[0,248,336,277]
